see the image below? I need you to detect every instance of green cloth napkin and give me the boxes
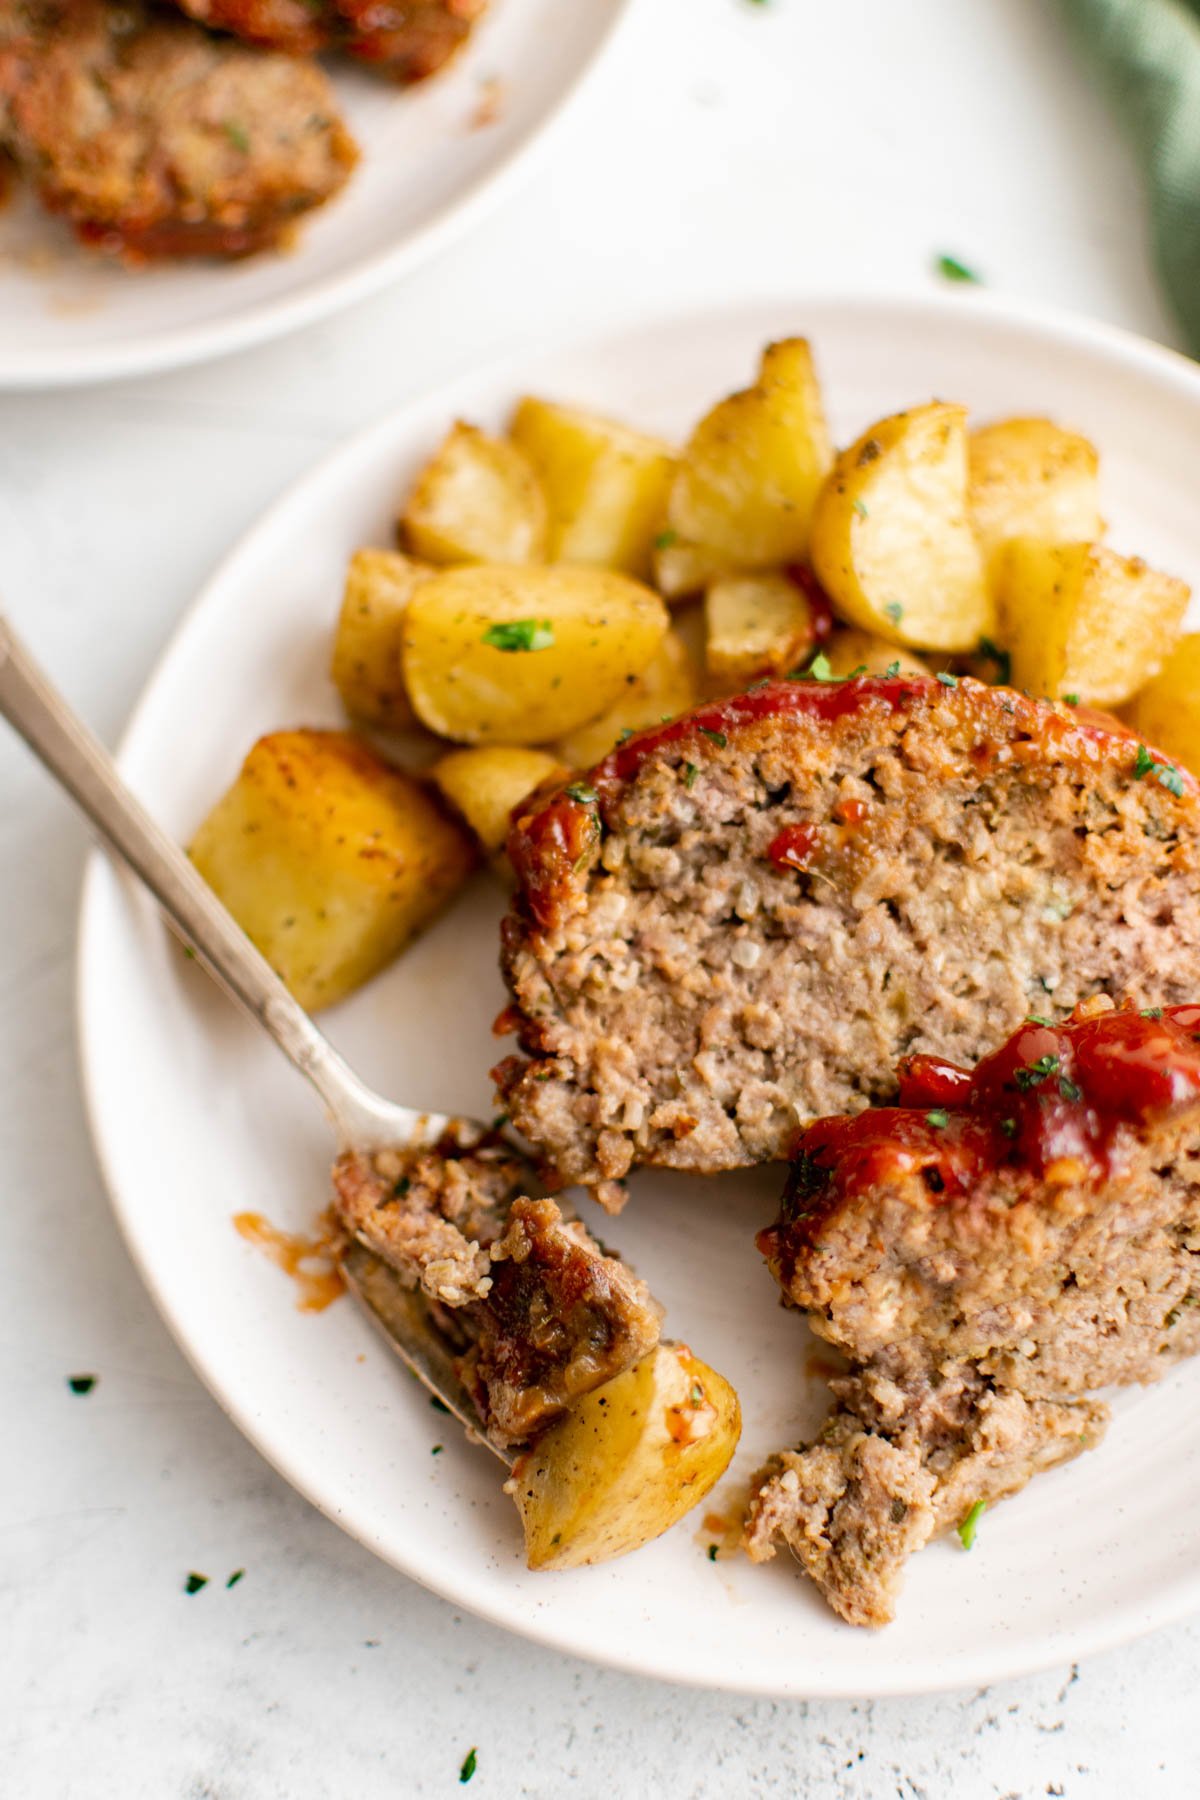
[1059,0,1200,355]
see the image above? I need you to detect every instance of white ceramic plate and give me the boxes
[0,0,628,390]
[78,295,1200,1696]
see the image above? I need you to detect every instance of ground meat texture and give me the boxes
[745,999,1200,1626]
[167,0,485,80]
[332,1140,661,1446]
[495,676,1200,1207]
[0,0,357,260]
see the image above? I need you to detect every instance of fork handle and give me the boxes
[0,614,413,1145]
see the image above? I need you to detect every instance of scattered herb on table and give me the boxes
[430,1395,451,1415]
[226,1569,245,1589]
[459,1747,478,1784]
[67,1374,97,1395]
[431,1445,444,1455]
[936,252,982,284]
[482,619,554,653]
[184,1572,209,1594]
[957,1499,986,1549]
[707,1544,719,1561]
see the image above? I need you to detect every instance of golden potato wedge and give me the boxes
[704,571,819,686]
[652,536,738,602]
[822,627,932,679]
[432,745,568,854]
[510,397,677,578]
[401,564,669,745]
[189,730,476,1012]
[809,401,993,652]
[996,539,1189,705]
[553,628,700,767]
[509,1342,740,1570]
[1123,635,1200,778]
[400,422,548,566]
[330,548,430,730]
[969,417,1102,576]
[666,338,833,566]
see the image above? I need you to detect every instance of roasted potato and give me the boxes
[996,539,1189,705]
[704,571,819,687]
[1123,634,1200,778]
[509,1342,740,1570]
[510,397,677,579]
[809,401,993,652]
[969,417,1102,577]
[330,548,429,730]
[400,422,548,566]
[665,338,833,567]
[189,730,476,1011]
[651,536,739,602]
[822,628,932,679]
[553,628,699,767]
[432,745,568,854]
[401,564,669,745]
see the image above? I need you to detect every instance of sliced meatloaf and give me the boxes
[332,1136,661,1446]
[0,0,357,260]
[745,998,1200,1625]
[495,675,1200,1207]
[167,0,485,80]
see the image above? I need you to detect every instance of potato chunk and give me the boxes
[821,628,932,679]
[809,401,992,652]
[189,730,476,1011]
[330,548,429,730]
[651,536,738,603]
[1123,634,1200,778]
[969,417,1102,576]
[401,564,669,745]
[509,1342,740,1570]
[666,338,833,566]
[510,397,676,578]
[996,539,1189,705]
[554,628,699,767]
[432,745,567,854]
[704,571,819,686]
[400,422,548,566]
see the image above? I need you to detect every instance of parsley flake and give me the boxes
[67,1374,97,1395]
[222,121,251,154]
[885,660,901,677]
[482,619,554,653]
[999,1117,1018,1138]
[617,728,634,742]
[459,1747,478,1784]
[707,1543,719,1561]
[431,1444,444,1455]
[805,651,835,681]
[392,1174,411,1200]
[852,498,869,520]
[699,727,727,748]
[977,636,1012,685]
[884,602,904,626]
[926,1109,949,1129]
[565,781,598,805]
[1063,692,1080,706]
[683,762,699,790]
[184,1572,209,1595]
[1133,743,1186,797]
[957,1499,986,1549]
[1141,1007,1164,1019]
[936,672,959,689]
[936,253,982,285]
[430,1395,451,1415]
[1059,1076,1083,1102]
[1015,1054,1060,1091]
[1026,1015,1054,1027]
[226,1569,245,1589]
[654,528,678,551]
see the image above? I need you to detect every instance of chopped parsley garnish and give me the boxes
[803,651,835,681]
[222,121,251,154]
[884,601,904,626]
[689,1381,704,1405]
[1141,1007,1164,1019]
[654,528,678,550]
[699,727,727,748]
[617,728,634,742]
[936,672,959,689]
[430,1395,452,1415]
[852,498,869,520]
[1026,1015,1054,1027]
[1015,1054,1060,1091]
[683,762,699,790]
[184,1572,208,1595]
[67,1374,97,1395]
[392,1175,411,1199]
[1063,692,1080,706]
[431,1445,444,1455]
[885,661,901,677]
[565,781,598,805]
[482,619,554,653]
[957,1499,986,1549]
[226,1569,245,1588]
[977,636,1012,684]
[936,253,982,285]
[707,1543,719,1561]
[459,1748,478,1785]
[1133,743,1185,797]
[999,1117,1018,1138]
[1059,1076,1083,1102]
[925,1109,949,1129]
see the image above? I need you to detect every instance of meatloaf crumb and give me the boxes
[496,675,1200,1206]
[745,1000,1200,1625]
[167,0,486,81]
[0,0,357,261]
[332,1139,661,1445]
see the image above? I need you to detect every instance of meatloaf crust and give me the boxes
[495,675,1200,1206]
[0,0,357,260]
[332,1137,661,1446]
[746,998,1200,1625]
[168,0,485,81]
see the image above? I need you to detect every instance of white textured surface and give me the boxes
[0,0,1194,1791]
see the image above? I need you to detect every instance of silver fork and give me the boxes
[0,614,512,1464]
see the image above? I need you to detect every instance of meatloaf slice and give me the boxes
[0,0,357,261]
[332,1137,661,1446]
[495,675,1200,1207]
[745,998,1200,1625]
[167,0,485,81]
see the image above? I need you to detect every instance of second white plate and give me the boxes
[78,293,1200,1695]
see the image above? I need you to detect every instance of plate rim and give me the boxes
[76,288,1200,1696]
[0,0,634,392]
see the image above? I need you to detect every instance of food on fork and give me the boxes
[494,675,1200,1207]
[0,0,357,261]
[745,999,1200,1626]
[167,0,485,82]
